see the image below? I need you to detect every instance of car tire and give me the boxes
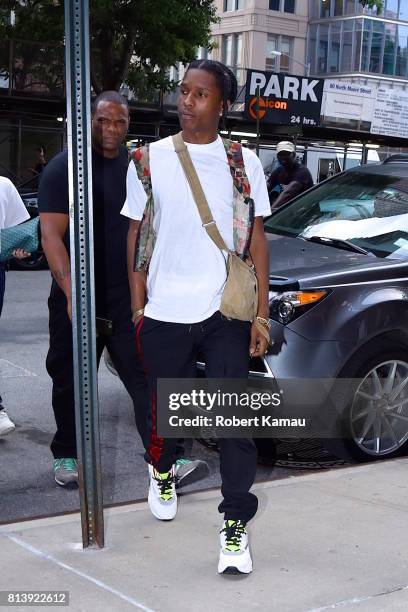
[325,342,408,462]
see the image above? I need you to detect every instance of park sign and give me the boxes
[245,70,324,127]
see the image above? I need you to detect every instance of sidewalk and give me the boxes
[1,459,408,612]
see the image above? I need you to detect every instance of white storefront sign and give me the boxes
[370,87,408,139]
[322,80,377,122]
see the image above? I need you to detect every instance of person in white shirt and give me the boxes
[0,176,31,436]
[122,60,271,575]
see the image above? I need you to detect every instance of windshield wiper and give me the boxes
[302,235,370,255]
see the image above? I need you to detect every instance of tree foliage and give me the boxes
[0,0,218,94]
[359,0,384,12]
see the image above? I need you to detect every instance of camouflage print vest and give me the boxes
[131,137,255,273]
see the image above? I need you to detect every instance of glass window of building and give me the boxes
[353,19,363,71]
[266,34,278,70]
[344,0,357,15]
[334,0,343,16]
[222,33,242,69]
[280,37,292,71]
[269,0,295,11]
[400,2,408,21]
[341,19,354,72]
[224,0,244,11]
[317,24,329,73]
[308,23,318,73]
[385,0,399,19]
[396,24,408,77]
[319,0,331,18]
[196,47,209,60]
[330,22,341,72]
[383,23,397,75]
[266,34,293,72]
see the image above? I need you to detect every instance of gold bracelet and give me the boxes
[255,316,271,330]
[131,308,145,321]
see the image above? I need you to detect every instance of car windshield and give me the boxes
[264,170,408,259]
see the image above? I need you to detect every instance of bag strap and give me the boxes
[172,132,230,254]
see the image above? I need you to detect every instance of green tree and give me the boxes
[0,0,218,94]
[359,0,384,12]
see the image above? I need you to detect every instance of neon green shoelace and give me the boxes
[153,470,174,501]
[222,520,246,552]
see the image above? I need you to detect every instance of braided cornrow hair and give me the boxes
[185,59,238,130]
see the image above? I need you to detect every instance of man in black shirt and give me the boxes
[267,141,313,210]
[39,91,207,487]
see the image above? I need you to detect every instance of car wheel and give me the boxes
[331,348,408,462]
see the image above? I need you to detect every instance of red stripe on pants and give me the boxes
[135,316,164,467]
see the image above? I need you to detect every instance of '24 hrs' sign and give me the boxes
[245,70,324,127]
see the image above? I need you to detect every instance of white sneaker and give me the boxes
[0,410,16,436]
[218,520,252,574]
[148,464,177,521]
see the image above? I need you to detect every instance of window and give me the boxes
[269,0,295,12]
[222,34,242,70]
[317,24,329,73]
[341,20,354,72]
[344,0,357,14]
[329,22,341,72]
[307,24,318,74]
[196,47,209,61]
[334,0,343,16]
[224,0,244,11]
[320,0,330,18]
[400,2,408,21]
[266,34,293,73]
[385,0,399,19]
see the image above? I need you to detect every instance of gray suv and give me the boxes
[262,155,408,462]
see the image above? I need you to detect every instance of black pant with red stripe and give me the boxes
[138,310,258,523]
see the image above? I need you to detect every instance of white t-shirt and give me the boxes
[0,177,30,230]
[121,135,271,323]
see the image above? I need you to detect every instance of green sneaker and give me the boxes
[53,458,78,487]
[175,458,210,488]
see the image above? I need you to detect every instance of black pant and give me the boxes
[46,285,149,459]
[139,311,258,523]
[0,262,5,407]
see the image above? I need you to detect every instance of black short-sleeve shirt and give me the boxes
[285,162,314,190]
[38,147,132,330]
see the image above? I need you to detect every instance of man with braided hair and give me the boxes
[123,60,271,574]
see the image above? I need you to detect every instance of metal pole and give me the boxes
[17,117,22,181]
[8,39,13,96]
[64,0,104,548]
[343,145,348,171]
[255,85,260,157]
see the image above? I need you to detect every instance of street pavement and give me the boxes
[1,270,315,523]
[1,459,407,612]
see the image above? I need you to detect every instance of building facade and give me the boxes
[308,0,408,87]
[210,0,309,83]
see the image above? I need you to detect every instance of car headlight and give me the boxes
[269,290,329,325]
